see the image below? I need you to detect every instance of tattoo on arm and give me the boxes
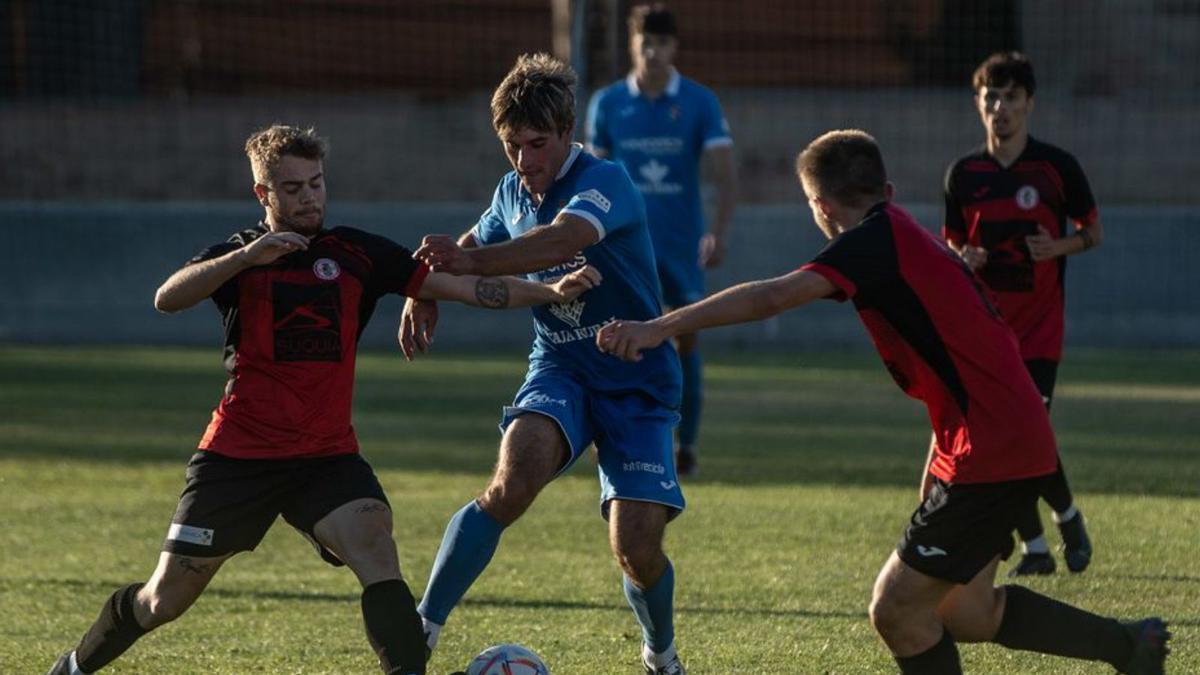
[474,277,510,309]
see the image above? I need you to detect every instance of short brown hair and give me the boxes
[972,51,1036,96]
[629,3,677,37]
[244,124,327,184]
[796,130,888,208]
[491,53,577,137]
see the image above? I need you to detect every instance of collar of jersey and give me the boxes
[625,68,681,98]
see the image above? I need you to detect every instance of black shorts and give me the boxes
[897,477,1039,584]
[1024,359,1059,409]
[162,451,389,565]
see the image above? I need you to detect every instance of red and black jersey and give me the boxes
[943,137,1098,361]
[801,203,1057,485]
[190,225,429,460]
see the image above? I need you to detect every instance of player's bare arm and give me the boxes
[1026,218,1104,262]
[700,144,738,268]
[946,238,989,271]
[398,230,479,360]
[597,270,836,362]
[154,231,309,313]
[416,265,600,310]
[414,214,599,277]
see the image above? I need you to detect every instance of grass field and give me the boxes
[1,345,1197,674]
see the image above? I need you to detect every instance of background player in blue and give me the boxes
[586,3,737,476]
[407,53,689,675]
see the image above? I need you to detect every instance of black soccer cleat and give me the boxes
[1007,551,1056,577]
[674,445,698,477]
[44,652,71,675]
[1120,618,1171,675]
[1057,512,1093,573]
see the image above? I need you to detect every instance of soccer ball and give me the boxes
[465,643,550,675]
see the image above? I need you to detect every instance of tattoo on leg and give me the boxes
[355,503,391,514]
[177,558,209,575]
[475,278,510,308]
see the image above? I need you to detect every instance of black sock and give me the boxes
[75,583,149,672]
[993,584,1131,667]
[894,630,961,675]
[361,578,426,675]
[1013,497,1045,542]
[1040,458,1074,513]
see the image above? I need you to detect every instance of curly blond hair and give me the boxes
[244,124,327,184]
[491,53,577,137]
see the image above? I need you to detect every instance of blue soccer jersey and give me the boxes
[586,69,732,302]
[471,144,682,407]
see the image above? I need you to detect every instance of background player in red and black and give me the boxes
[597,130,1167,674]
[943,52,1103,577]
[44,125,599,675]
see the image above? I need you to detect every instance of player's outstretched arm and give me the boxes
[154,231,309,313]
[398,231,477,359]
[414,214,599,277]
[416,265,601,310]
[597,270,836,362]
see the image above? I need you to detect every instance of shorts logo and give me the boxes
[575,189,612,213]
[916,545,948,557]
[623,461,666,475]
[660,480,677,490]
[1015,185,1039,210]
[549,298,586,328]
[518,392,568,408]
[168,523,214,547]
[312,258,341,280]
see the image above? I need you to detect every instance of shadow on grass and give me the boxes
[18,577,865,621]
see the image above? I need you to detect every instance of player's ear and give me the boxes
[253,183,270,207]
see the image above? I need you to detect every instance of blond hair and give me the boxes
[491,53,577,136]
[244,124,327,184]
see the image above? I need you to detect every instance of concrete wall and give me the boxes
[3,201,1196,351]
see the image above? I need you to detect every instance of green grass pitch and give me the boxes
[1,345,1196,673]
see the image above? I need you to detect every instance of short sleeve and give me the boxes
[187,238,245,310]
[585,90,611,155]
[560,163,639,241]
[698,88,733,151]
[351,229,429,298]
[472,181,514,246]
[1059,152,1098,226]
[942,162,968,245]
[799,217,898,302]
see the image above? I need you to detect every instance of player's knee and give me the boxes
[142,588,192,627]
[611,538,664,586]
[868,592,905,639]
[479,475,542,524]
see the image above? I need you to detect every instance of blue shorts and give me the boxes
[656,254,705,308]
[501,369,684,519]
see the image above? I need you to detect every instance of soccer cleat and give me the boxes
[1057,512,1093,573]
[674,445,698,477]
[1120,618,1171,675]
[642,646,686,675]
[44,652,70,675]
[1007,551,1056,577]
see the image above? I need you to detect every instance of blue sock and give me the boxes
[623,561,675,654]
[678,350,702,447]
[418,500,505,625]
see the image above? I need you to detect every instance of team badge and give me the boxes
[549,298,586,327]
[313,258,341,280]
[1015,185,1039,210]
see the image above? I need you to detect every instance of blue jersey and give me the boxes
[471,145,682,407]
[586,69,732,264]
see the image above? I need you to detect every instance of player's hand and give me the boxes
[398,297,439,361]
[414,234,476,275]
[239,231,309,266]
[595,319,665,362]
[551,265,602,302]
[1025,225,1058,261]
[959,245,988,271]
[699,232,727,269]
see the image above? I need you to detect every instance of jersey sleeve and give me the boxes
[942,161,968,246]
[1059,152,1098,226]
[186,235,247,310]
[698,88,733,151]
[470,180,514,246]
[560,163,639,242]
[351,229,430,298]
[585,89,612,155]
[799,219,897,302]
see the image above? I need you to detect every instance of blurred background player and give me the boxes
[408,53,688,675]
[597,129,1169,675]
[942,51,1101,576]
[43,125,598,675]
[586,3,737,476]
